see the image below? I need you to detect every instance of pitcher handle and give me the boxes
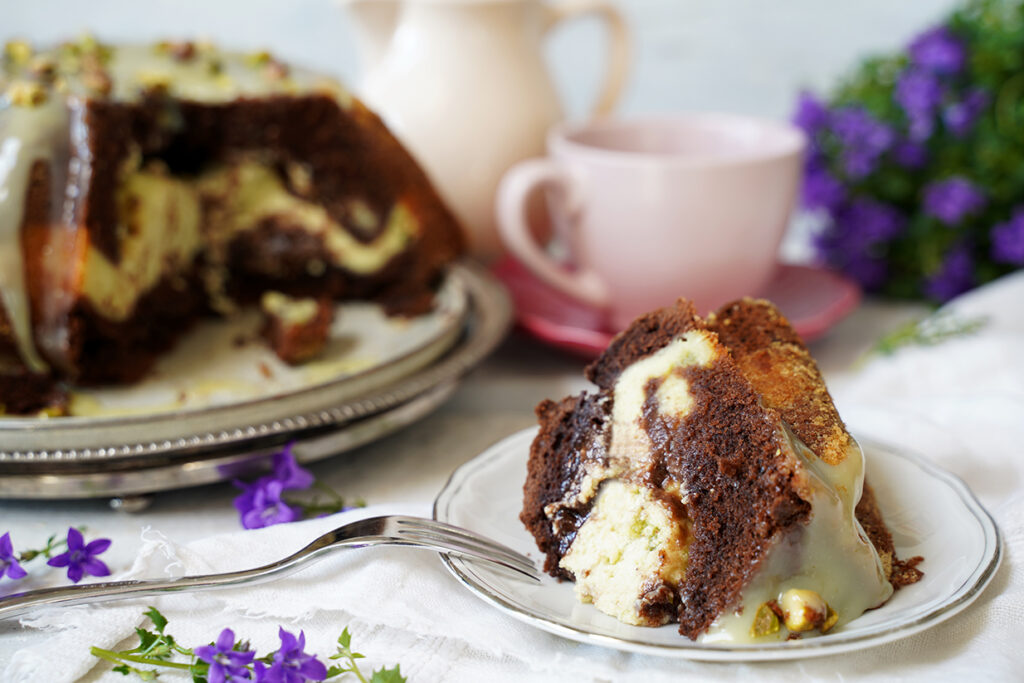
[545,0,631,116]
[496,158,609,307]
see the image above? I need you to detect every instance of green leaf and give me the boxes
[112,664,134,677]
[338,627,352,650]
[128,629,160,654]
[145,606,169,633]
[370,664,407,683]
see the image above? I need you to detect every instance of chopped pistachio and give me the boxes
[168,41,196,62]
[750,602,781,638]
[246,50,272,67]
[81,69,113,96]
[77,33,113,63]
[28,55,57,81]
[780,588,828,632]
[206,58,224,76]
[4,39,33,65]
[137,70,172,95]
[6,80,48,107]
[820,605,839,633]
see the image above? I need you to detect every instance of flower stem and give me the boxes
[89,646,193,671]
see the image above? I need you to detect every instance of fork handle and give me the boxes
[0,547,322,621]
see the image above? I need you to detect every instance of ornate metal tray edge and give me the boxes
[0,262,511,465]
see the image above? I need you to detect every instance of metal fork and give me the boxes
[0,515,539,620]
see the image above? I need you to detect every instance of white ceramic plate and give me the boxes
[434,428,1002,661]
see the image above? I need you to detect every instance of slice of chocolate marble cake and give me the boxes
[522,298,920,641]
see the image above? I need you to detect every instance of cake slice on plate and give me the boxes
[522,298,922,641]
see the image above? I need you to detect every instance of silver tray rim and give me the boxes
[0,262,510,463]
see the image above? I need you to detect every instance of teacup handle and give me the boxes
[544,0,631,116]
[496,158,610,308]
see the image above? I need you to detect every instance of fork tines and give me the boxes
[391,516,540,581]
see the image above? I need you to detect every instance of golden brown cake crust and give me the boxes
[709,297,923,589]
[706,298,850,466]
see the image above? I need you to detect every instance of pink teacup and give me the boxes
[496,114,806,329]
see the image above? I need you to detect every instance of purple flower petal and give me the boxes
[272,447,314,491]
[85,538,112,555]
[66,563,84,584]
[297,658,327,680]
[925,244,976,301]
[195,644,218,662]
[80,557,110,578]
[991,209,1024,265]
[217,627,236,651]
[943,89,988,137]
[2,561,27,580]
[910,26,966,75]
[46,552,71,568]
[923,177,986,225]
[892,140,928,168]
[66,527,83,551]
[895,68,943,141]
[802,157,846,211]
[831,107,894,179]
[793,91,830,135]
[0,532,26,581]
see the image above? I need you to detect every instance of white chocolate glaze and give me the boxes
[702,432,892,643]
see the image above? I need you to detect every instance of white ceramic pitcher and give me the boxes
[342,0,630,261]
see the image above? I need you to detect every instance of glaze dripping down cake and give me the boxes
[0,37,463,415]
[521,298,922,642]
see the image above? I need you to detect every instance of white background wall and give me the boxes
[3,0,962,120]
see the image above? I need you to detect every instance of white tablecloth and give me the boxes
[3,273,1022,681]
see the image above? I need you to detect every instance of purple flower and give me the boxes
[195,628,255,683]
[943,89,988,137]
[255,628,327,683]
[0,532,27,581]
[923,176,986,225]
[841,252,890,291]
[895,68,943,141]
[793,92,830,135]
[831,107,894,178]
[892,140,928,168]
[271,445,314,491]
[924,245,976,301]
[815,225,889,290]
[802,156,846,211]
[991,209,1024,265]
[836,198,908,248]
[910,26,966,75]
[234,478,301,530]
[45,528,111,584]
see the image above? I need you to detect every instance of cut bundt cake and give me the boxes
[0,37,463,414]
[522,298,922,641]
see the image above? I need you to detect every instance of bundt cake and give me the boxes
[0,36,463,415]
[522,298,922,642]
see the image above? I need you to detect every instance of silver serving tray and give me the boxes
[0,263,512,498]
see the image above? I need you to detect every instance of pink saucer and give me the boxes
[492,257,861,358]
